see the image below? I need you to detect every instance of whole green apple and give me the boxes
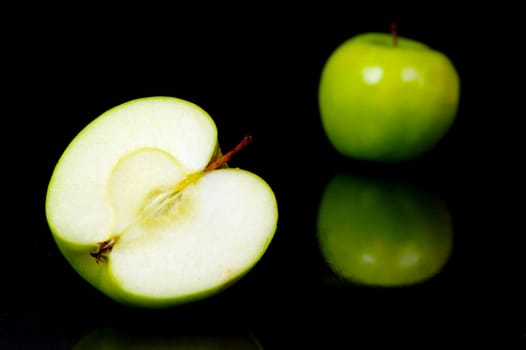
[317,173,453,286]
[46,96,278,308]
[318,29,460,162]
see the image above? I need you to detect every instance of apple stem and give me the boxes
[390,22,398,47]
[205,135,253,171]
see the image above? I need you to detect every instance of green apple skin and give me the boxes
[317,173,453,287]
[319,33,460,162]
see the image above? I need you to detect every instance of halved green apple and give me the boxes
[46,96,278,307]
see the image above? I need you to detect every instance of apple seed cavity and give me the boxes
[90,135,254,264]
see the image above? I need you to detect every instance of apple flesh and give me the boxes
[317,172,453,287]
[46,96,278,307]
[319,31,460,162]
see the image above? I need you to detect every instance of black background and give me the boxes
[2,2,524,348]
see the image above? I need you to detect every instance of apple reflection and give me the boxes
[73,325,263,350]
[317,172,453,287]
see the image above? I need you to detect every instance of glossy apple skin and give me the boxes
[319,33,460,162]
[317,173,453,287]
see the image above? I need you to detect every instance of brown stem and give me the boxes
[390,22,398,47]
[205,135,253,171]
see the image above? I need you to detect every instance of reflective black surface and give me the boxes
[3,4,524,347]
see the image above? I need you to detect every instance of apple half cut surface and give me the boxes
[46,96,278,308]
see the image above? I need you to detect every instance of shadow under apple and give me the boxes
[316,172,453,287]
[72,325,263,350]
